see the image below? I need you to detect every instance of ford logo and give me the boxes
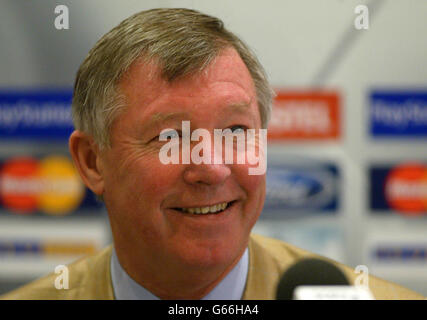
[265,167,337,210]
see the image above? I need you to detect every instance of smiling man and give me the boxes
[95,46,266,299]
[1,8,424,300]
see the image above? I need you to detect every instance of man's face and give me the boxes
[100,48,266,271]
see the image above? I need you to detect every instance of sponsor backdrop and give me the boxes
[0,86,109,293]
[369,91,427,138]
[370,163,427,215]
[263,160,340,215]
[0,154,102,216]
[0,0,426,296]
[268,91,341,141]
[0,90,74,140]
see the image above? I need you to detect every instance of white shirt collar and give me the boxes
[110,247,249,300]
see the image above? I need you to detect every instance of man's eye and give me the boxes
[229,125,247,134]
[158,130,181,141]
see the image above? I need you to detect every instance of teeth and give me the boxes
[181,202,229,215]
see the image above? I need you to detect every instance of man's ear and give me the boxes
[69,130,104,196]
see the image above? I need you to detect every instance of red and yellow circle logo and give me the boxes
[385,163,427,216]
[0,158,39,213]
[0,155,85,215]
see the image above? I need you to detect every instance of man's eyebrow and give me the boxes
[144,102,252,130]
[139,112,189,136]
[147,112,190,126]
[230,102,250,110]
[225,101,253,115]
[229,102,250,111]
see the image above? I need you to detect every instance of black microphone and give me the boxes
[276,258,349,300]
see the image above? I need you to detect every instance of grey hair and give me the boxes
[72,8,274,149]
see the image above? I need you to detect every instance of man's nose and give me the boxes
[182,140,231,185]
[183,162,231,186]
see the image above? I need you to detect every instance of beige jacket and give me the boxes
[1,234,424,300]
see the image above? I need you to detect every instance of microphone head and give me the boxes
[276,258,350,300]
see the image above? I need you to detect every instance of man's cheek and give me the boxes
[138,165,180,193]
[246,174,266,211]
[236,164,265,185]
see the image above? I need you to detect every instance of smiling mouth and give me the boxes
[172,201,236,215]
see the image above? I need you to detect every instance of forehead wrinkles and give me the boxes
[119,61,210,117]
[117,49,257,124]
[179,49,254,93]
[121,48,254,98]
[119,59,166,105]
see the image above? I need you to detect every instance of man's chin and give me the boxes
[172,238,246,271]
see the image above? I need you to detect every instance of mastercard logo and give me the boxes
[385,163,427,216]
[0,156,85,215]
